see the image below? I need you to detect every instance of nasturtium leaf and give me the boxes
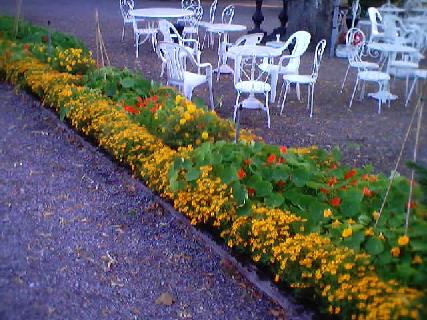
[232,181,247,206]
[342,230,365,250]
[292,166,310,187]
[237,200,252,216]
[264,193,284,208]
[217,165,238,184]
[120,77,135,88]
[365,237,385,255]
[340,189,363,217]
[185,167,200,182]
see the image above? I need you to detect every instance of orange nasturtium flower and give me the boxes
[344,169,357,180]
[247,187,256,197]
[363,187,373,197]
[266,154,276,164]
[391,247,401,257]
[398,235,410,246]
[342,228,353,238]
[279,146,288,154]
[323,208,332,218]
[237,168,246,180]
[330,197,341,207]
[124,105,138,114]
[327,176,337,186]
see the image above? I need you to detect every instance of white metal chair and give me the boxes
[157,42,214,109]
[182,0,200,10]
[368,7,384,43]
[157,20,201,77]
[233,51,273,128]
[341,28,380,92]
[132,17,158,58]
[222,5,235,24]
[405,69,427,107]
[200,0,218,49]
[258,31,311,103]
[183,5,204,41]
[119,0,134,41]
[279,39,327,118]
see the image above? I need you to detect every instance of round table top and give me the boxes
[411,8,427,13]
[367,42,418,53]
[378,7,405,13]
[130,8,194,19]
[406,16,427,24]
[228,45,282,58]
[206,23,247,32]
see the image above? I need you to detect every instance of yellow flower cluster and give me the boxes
[53,47,95,74]
[1,36,424,320]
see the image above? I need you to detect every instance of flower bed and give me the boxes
[1,17,426,319]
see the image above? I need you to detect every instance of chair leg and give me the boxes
[306,85,310,110]
[359,80,366,101]
[349,77,359,109]
[341,65,351,92]
[280,82,290,115]
[296,83,301,101]
[208,77,214,110]
[405,77,418,107]
[135,35,139,58]
[310,83,315,118]
[277,83,285,108]
[265,92,271,128]
[233,92,241,122]
[122,24,125,41]
[269,70,279,103]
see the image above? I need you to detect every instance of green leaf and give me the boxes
[365,237,385,255]
[410,240,427,252]
[185,167,200,182]
[342,230,365,250]
[264,193,284,208]
[232,181,247,206]
[340,189,363,217]
[237,200,252,216]
[217,165,238,184]
[292,166,310,187]
[120,77,135,88]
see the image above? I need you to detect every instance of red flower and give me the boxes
[247,187,256,197]
[124,105,138,114]
[363,187,373,197]
[42,35,48,43]
[276,180,286,189]
[344,169,357,180]
[330,163,337,170]
[408,201,417,209]
[277,157,285,164]
[361,174,369,181]
[243,159,252,166]
[279,146,288,154]
[330,197,341,207]
[266,154,276,165]
[23,44,30,50]
[237,168,246,180]
[320,187,329,194]
[327,176,337,187]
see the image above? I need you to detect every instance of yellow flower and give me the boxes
[179,118,187,125]
[391,247,400,257]
[372,210,380,221]
[342,228,353,238]
[412,255,423,264]
[201,131,209,140]
[398,235,409,246]
[344,263,354,270]
[332,219,341,228]
[378,232,385,240]
[323,208,332,218]
[347,219,355,225]
[183,112,192,121]
[274,274,280,283]
[365,228,374,236]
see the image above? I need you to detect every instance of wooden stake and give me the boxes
[14,0,23,39]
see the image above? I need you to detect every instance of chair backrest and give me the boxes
[158,19,183,45]
[209,0,218,23]
[222,5,235,24]
[279,31,311,74]
[368,7,383,37]
[120,0,135,22]
[383,14,400,42]
[234,33,264,46]
[235,51,271,89]
[311,39,327,81]
[345,28,366,65]
[158,42,191,86]
[186,5,204,26]
[182,0,200,10]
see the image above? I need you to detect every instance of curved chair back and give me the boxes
[234,33,264,46]
[345,28,366,64]
[383,14,400,43]
[158,42,191,87]
[222,5,235,24]
[209,0,218,23]
[186,4,204,26]
[120,0,134,23]
[280,31,311,74]
[311,39,327,81]
[182,0,200,10]
[368,7,383,39]
[158,19,181,44]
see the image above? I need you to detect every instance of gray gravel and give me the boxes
[0,84,285,320]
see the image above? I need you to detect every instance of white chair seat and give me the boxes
[414,69,427,79]
[136,28,157,35]
[184,26,198,34]
[358,70,390,82]
[235,81,271,93]
[183,71,208,87]
[259,62,298,75]
[350,61,379,69]
[282,74,314,84]
[389,61,418,69]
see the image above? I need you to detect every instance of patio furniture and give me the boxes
[233,47,276,128]
[157,42,214,109]
[206,23,247,80]
[405,69,427,106]
[183,5,204,41]
[368,7,384,43]
[200,0,218,49]
[181,0,200,10]
[279,39,327,118]
[119,0,134,41]
[341,28,380,92]
[258,31,311,103]
[132,17,158,58]
[221,5,235,24]
[130,8,194,20]
[157,19,201,77]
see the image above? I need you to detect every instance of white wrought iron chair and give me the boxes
[183,5,204,41]
[157,20,201,77]
[182,0,201,10]
[119,0,135,41]
[157,42,214,109]
[222,5,235,24]
[368,7,384,43]
[279,39,327,118]
[200,0,218,49]
[405,69,427,107]
[233,51,273,128]
[132,17,158,58]
[258,31,311,103]
[341,28,380,92]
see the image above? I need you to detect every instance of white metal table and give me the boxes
[206,23,247,78]
[229,45,282,109]
[378,7,405,15]
[130,8,194,20]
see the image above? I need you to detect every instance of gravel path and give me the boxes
[0,83,288,320]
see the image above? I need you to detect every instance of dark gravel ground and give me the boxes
[0,83,297,320]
